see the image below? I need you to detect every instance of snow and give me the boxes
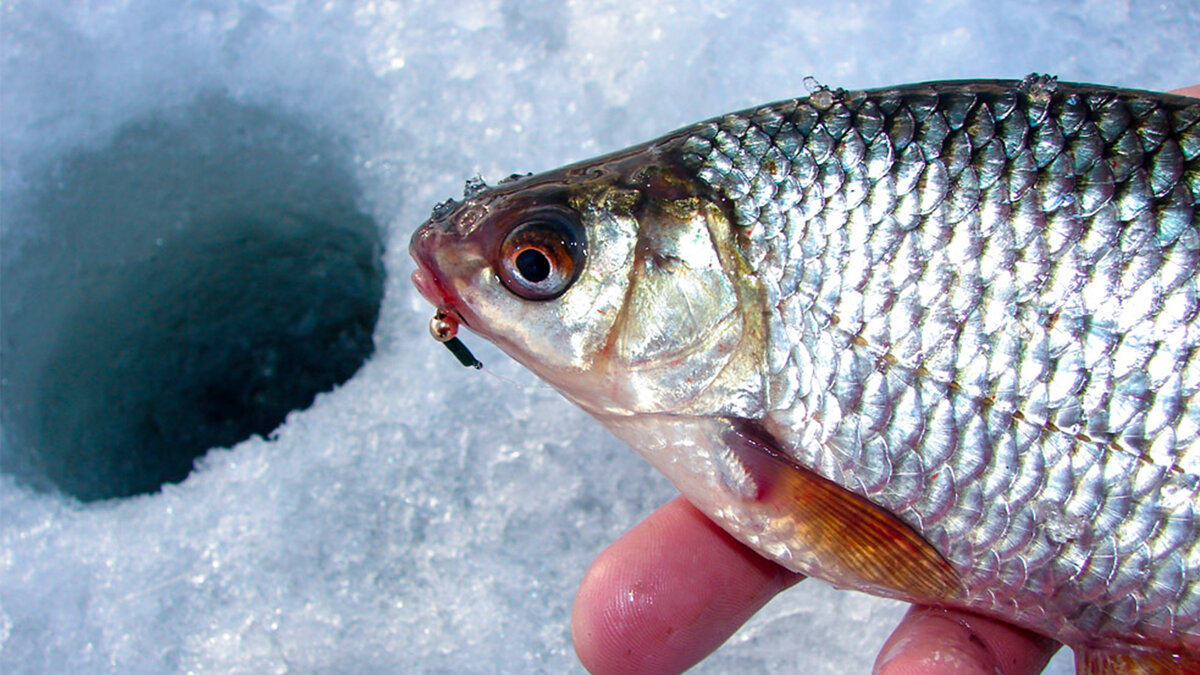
[2,0,1198,672]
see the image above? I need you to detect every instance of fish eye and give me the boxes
[498,213,585,300]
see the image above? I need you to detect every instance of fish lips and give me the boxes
[409,245,447,307]
[409,223,467,322]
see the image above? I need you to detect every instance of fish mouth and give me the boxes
[409,223,451,304]
[410,266,447,308]
[410,222,471,328]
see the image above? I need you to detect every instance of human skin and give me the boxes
[570,83,1200,675]
[572,496,1059,675]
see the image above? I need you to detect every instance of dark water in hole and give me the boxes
[0,95,386,502]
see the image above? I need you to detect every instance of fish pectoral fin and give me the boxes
[724,419,961,603]
[1076,647,1200,674]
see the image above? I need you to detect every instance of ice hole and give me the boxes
[0,95,385,502]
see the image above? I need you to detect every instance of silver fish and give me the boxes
[410,76,1200,672]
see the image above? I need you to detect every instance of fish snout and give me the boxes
[409,225,455,309]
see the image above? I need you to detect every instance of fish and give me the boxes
[410,75,1200,672]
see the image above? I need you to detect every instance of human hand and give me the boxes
[571,496,1058,674]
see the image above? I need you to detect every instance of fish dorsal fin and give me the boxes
[725,419,961,603]
[1077,648,1200,674]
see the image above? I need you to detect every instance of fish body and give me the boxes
[411,76,1200,670]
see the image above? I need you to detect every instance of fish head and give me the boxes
[409,141,960,607]
[410,143,765,419]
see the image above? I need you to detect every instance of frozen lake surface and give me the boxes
[3,1,1198,672]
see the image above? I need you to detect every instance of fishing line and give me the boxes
[480,366,555,393]
[427,309,552,392]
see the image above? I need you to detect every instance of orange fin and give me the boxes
[726,419,961,602]
[1076,648,1200,674]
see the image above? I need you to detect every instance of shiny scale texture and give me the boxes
[669,77,1200,647]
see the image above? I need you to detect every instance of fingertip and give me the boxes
[571,540,664,675]
[571,496,801,675]
[874,606,1059,675]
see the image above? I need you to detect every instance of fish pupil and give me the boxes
[515,248,551,282]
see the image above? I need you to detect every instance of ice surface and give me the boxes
[2,1,1198,672]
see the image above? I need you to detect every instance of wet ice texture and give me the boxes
[2,0,1199,672]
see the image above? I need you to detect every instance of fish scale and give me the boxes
[674,76,1200,647]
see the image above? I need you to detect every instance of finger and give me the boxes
[1171,85,1200,98]
[571,495,803,675]
[874,605,1060,675]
